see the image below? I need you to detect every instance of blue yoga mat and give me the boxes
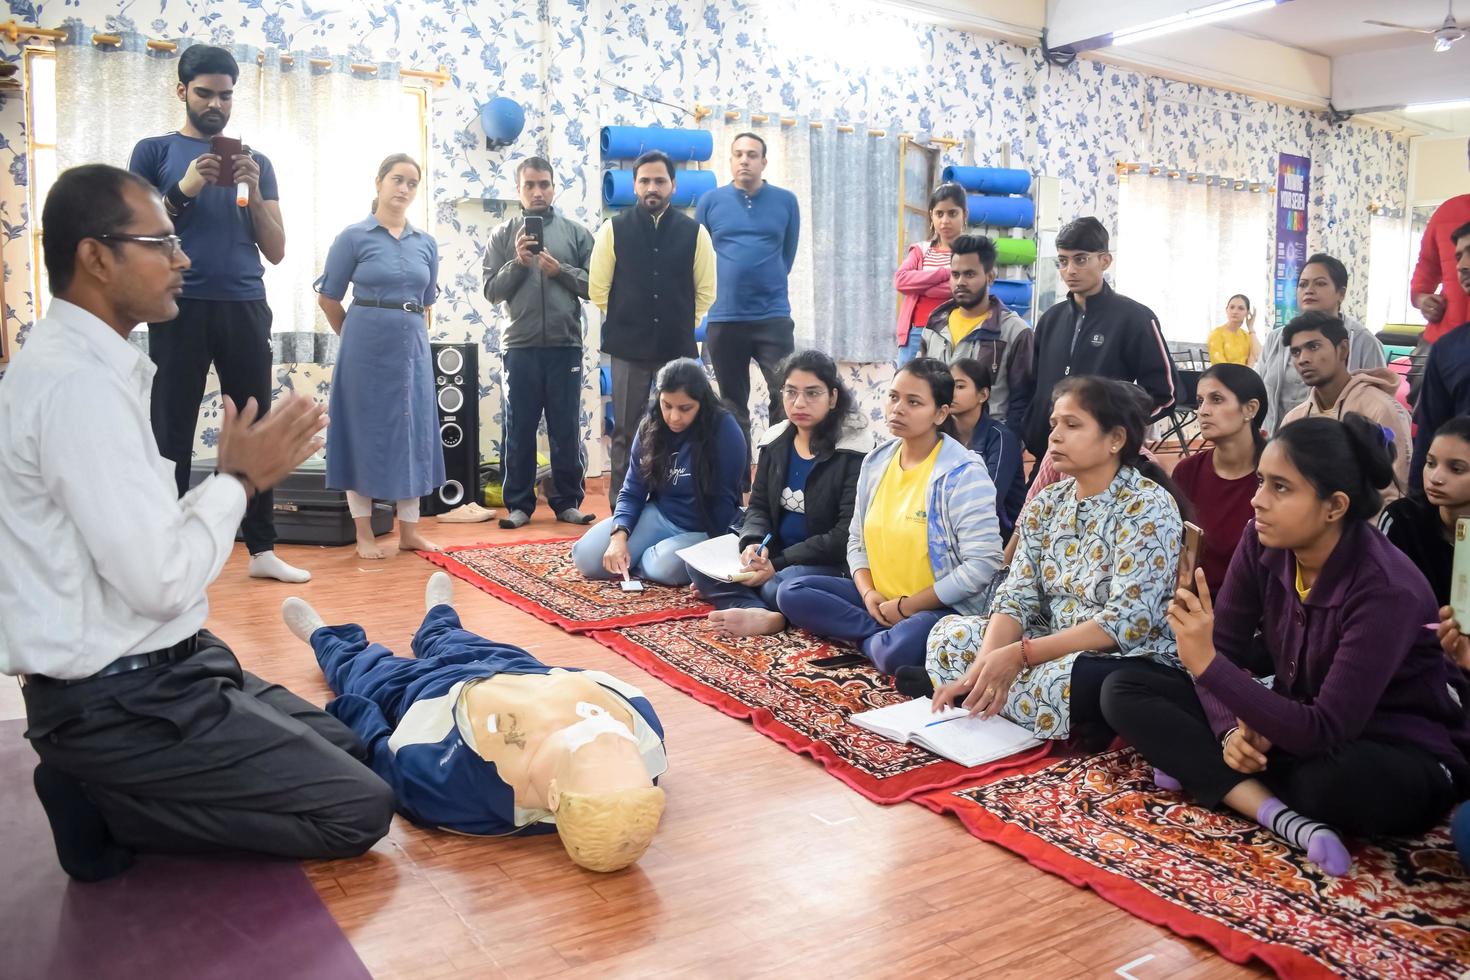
[600,125,714,162]
[966,195,1035,229]
[942,166,1031,195]
[992,279,1033,309]
[603,168,717,208]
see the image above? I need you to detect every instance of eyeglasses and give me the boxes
[1054,253,1099,269]
[781,386,828,404]
[93,234,184,260]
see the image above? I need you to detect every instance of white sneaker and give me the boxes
[425,571,455,612]
[281,597,325,642]
[249,551,311,583]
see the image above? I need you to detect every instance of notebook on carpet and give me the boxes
[849,697,1043,768]
[676,534,757,583]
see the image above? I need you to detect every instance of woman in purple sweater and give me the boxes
[1102,413,1470,876]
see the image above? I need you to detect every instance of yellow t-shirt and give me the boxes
[1294,561,1310,603]
[948,308,988,349]
[1208,325,1253,366]
[863,443,940,600]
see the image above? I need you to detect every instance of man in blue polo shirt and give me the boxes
[129,43,305,583]
[695,133,801,487]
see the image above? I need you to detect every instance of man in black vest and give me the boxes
[589,150,717,508]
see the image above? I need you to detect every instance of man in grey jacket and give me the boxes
[917,234,1034,438]
[484,157,597,529]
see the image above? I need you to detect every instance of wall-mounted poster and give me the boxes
[1273,152,1311,328]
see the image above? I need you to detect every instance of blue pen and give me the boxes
[745,533,773,567]
[925,714,965,728]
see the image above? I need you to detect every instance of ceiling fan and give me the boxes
[1366,2,1465,52]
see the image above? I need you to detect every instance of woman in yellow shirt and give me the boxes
[1207,294,1261,366]
[778,358,1006,674]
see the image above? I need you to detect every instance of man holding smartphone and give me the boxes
[128,43,303,583]
[483,157,597,530]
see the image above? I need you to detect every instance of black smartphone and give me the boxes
[809,653,867,670]
[522,214,544,254]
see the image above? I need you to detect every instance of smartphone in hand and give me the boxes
[1178,521,1204,593]
[522,214,544,254]
[209,135,242,187]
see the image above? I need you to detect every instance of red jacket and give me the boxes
[1411,194,1470,344]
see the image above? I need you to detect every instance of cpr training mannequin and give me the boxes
[281,572,667,872]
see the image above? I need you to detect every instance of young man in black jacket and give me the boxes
[1020,217,1176,459]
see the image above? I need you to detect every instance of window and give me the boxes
[1115,173,1272,346]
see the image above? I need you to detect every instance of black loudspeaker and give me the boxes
[422,342,480,516]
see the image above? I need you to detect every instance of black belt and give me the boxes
[354,298,425,314]
[23,635,198,688]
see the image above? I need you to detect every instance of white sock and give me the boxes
[425,571,455,611]
[249,551,311,584]
[281,597,325,642]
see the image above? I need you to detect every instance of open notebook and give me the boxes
[850,697,1043,768]
[676,534,756,583]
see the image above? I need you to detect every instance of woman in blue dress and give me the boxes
[316,154,444,559]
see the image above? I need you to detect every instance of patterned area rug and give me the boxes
[592,620,1051,804]
[917,748,1470,980]
[420,539,710,633]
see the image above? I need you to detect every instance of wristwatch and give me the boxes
[611,524,631,539]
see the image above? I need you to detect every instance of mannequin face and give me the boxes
[1250,442,1347,550]
[1424,434,1470,512]
[1048,393,1122,476]
[781,369,836,432]
[545,731,651,812]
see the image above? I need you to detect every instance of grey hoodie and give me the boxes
[483,208,595,349]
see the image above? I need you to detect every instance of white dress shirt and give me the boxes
[0,299,247,679]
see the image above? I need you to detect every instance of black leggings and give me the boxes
[1099,663,1457,837]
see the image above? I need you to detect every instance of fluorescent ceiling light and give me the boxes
[1404,98,1470,112]
[1112,0,1280,46]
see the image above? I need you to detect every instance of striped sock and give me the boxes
[1257,796,1350,876]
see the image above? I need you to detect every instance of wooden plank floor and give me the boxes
[107,481,1264,979]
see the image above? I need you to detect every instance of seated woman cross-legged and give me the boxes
[778,357,1005,675]
[1101,414,1470,877]
[692,350,875,636]
[574,359,744,586]
[924,376,1186,747]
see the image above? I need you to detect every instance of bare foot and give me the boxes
[398,526,441,553]
[716,608,786,636]
[356,536,388,560]
[707,610,729,627]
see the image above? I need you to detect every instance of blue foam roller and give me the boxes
[966,194,1035,229]
[603,168,718,208]
[992,279,1033,309]
[600,125,714,162]
[942,166,1031,195]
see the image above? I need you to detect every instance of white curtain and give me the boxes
[1365,211,1411,333]
[1114,174,1272,347]
[55,34,425,363]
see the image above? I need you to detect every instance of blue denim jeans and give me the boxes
[571,502,707,586]
[689,562,844,611]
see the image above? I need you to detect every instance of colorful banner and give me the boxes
[1273,152,1311,327]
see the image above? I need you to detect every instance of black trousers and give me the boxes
[148,298,276,554]
[1100,663,1457,836]
[502,346,585,516]
[22,632,395,859]
[706,317,796,479]
[608,355,663,510]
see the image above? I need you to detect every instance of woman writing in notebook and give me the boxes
[573,359,745,586]
[924,376,1186,749]
[778,357,1005,674]
[692,351,874,636]
[1171,364,1268,598]
[1102,414,1470,877]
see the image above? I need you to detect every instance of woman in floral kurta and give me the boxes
[927,377,1184,744]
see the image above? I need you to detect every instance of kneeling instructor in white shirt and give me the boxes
[0,164,395,881]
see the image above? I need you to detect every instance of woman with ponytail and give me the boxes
[925,376,1186,748]
[777,357,1005,675]
[1103,414,1470,877]
[1171,364,1268,596]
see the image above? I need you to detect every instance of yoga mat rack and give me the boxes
[601,125,713,162]
[602,168,717,208]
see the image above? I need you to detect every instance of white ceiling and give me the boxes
[1226,0,1465,58]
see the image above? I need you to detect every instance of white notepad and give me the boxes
[676,533,756,583]
[849,697,1043,768]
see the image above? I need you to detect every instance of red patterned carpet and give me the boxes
[918,748,1470,979]
[593,620,1051,804]
[420,538,710,632]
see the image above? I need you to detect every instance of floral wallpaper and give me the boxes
[0,0,1407,471]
